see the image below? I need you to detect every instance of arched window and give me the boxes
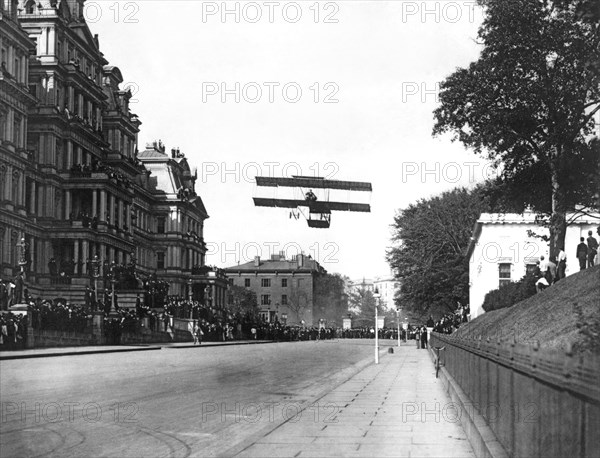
[25,0,35,14]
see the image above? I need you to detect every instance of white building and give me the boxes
[373,275,400,310]
[467,212,599,319]
[347,275,400,311]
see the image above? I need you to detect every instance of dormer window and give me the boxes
[25,0,35,14]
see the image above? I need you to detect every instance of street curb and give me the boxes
[0,345,162,361]
[221,346,391,458]
[163,340,275,349]
[427,347,509,458]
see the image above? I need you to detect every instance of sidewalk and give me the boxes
[0,339,274,360]
[233,345,475,458]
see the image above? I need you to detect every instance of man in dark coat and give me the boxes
[576,238,588,271]
[587,230,598,268]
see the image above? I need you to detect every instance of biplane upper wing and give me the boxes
[255,176,372,192]
[253,198,370,213]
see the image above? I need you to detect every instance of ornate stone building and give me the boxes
[0,0,226,309]
[0,0,37,283]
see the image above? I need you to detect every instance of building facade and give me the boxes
[0,0,225,309]
[224,254,326,326]
[373,275,400,311]
[467,212,599,319]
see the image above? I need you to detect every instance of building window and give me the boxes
[157,252,165,269]
[525,263,538,276]
[261,295,271,306]
[499,263,511,287]
[261,278,271,287]
[244,278,251,288]
[157,217,166,233]
[281,294,288,305]
[25,0,35,14]
[281,278,287,287]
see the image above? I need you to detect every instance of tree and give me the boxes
[313,273,348,326]
[433,0,600,258]
[287,281,311,325]
[386,186,492,317]
[348,287,377,326]
[227,285,258,319]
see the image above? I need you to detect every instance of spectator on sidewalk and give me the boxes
[576,237,588,271]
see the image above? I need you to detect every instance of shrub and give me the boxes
[482,272,537,312]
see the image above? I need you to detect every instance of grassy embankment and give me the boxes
[455,265,600,355]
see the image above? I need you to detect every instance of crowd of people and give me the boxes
[1,284,472,350]
[431,304,470,335]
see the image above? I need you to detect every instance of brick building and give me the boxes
[224,254,326,326]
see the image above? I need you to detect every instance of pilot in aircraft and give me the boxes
[305,189,317,202]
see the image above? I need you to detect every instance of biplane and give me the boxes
[253,176,372,228]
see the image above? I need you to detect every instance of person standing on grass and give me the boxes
[576,237,588,271]
[546,257,557,284]
[556,247,567,281]
[539,255,549,279]
[587,230,598,268]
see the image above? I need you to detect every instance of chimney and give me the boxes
[254,256,260,267]
[171,148,177,158]
[297,254,304,268]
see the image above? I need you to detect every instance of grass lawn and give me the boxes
[455,265,600,355]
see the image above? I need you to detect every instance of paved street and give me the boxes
[0,341,473,457]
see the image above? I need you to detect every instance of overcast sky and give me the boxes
[89,0,492,279]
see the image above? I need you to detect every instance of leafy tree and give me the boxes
[226,285,258,319]
[286,282,310,325]
[433,0,600,258]
[387,186,492,317]
[313,273,348,326]
[348,287,377,326]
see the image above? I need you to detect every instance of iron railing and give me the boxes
[430,332,600,458]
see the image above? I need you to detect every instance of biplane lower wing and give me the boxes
[253,197,370,213]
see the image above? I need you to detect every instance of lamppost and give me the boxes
[396,307,401,347]
[373,287,380,364]
[188,278,193,302]
[90,255,101,311]
[14,237,28,305]
[108,261,119,318]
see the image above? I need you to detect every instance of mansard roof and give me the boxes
[103,66,124,84]
[137,142,208,218]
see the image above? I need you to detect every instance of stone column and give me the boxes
[3,165,11,199]
[92,190,97,217]
[29,180,36,214]
[65,190,72,220]
[81,240,89,275]
[73,240,79,275]
[100,190,106,221]
[66,140,73,169]
[99,243,106,275]
[108,193,115,224]
[127,204,132,233]
[117,199,123,228]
